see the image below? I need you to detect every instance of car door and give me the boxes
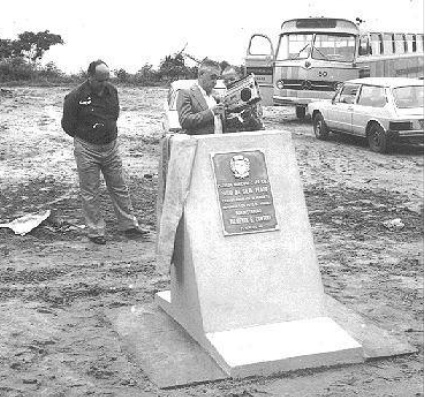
[245,34,274,105]
[352,85,387,136]
[327,83,360,133]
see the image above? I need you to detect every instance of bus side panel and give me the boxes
[407,57,415,78]
[372,59,385,77]
[417,56,424,79]
[385,59,395,77]
[360,55,423,79]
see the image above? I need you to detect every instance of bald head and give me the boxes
[88,60,110,95]
[95,63,109,75]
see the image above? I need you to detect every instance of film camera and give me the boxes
[222,74,261,108]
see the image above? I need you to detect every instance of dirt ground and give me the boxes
[0,86,423,397]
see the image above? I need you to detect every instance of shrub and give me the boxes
[0,57,34,82]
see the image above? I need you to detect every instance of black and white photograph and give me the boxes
[0,0,423,396]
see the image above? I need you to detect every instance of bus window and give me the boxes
[394,34,405,53]
[371,33,383,55]
[276,34,313,60]
[402,34,408,52]
[383,33,394,54]
[358,35,371,56]
[406,34,414,52]
[312,34,355,61]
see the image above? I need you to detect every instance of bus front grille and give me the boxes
[278,80,339,91]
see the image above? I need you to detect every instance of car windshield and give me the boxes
[393,86,424,108]
[311,34,356,62]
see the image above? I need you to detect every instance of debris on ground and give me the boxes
[382,218,405,231]
[0,210,51,235]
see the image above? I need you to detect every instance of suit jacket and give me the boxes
[177,84,218,135]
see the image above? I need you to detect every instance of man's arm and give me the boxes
[61,91,78,137]
[109,83,120,120]
[177,89,214,134]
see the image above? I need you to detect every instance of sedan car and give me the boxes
[308,77,424,153]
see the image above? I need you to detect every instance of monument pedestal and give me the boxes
[156,130,364,377]
[157,291,363,377]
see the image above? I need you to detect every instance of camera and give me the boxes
[223,74,261,108]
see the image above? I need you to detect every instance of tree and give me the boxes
[114,68,130,83]
[0,30,64,62]
[0,39,22,59]
[136,63,159,85]
[18,30,64,62]
[159,53,190,81]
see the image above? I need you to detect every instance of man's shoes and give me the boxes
[89,236,106,245]
[123,226,150,237]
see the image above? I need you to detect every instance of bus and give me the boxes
[245,17,424,119]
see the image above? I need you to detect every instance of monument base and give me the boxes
[156,291,363,377]
[109,295,415,388]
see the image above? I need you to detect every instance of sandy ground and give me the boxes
[0,86,423,397]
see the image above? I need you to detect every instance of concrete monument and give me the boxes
[156,130,364,377]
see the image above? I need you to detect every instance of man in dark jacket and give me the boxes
[61,60,148,244]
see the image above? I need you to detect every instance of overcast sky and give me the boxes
[1,0,423,73]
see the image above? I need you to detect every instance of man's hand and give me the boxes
[212,104,225,116]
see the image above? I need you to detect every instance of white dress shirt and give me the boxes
[196,83,222,134]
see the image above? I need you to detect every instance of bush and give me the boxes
[114,68,131,83]
[0,57,34,82]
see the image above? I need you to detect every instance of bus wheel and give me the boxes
[368,124,390,153]
[296,106,306,119]
[313,113,329,140]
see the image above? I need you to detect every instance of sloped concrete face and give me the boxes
[206,317,363,377]
[157,130,364,376]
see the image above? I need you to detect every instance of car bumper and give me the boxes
[273,91,335,106]
[388,129,424,143]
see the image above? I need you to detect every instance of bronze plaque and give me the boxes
[211,150,279,236]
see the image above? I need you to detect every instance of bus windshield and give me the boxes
[276,33,355,62]
[312,34,356,62]
[277,34,313,60]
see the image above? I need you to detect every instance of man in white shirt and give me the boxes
[177,59,225,135]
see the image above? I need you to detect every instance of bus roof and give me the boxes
[280,17,359,34]
[281,17,359,35]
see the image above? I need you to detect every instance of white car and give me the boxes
[308,77,424,153]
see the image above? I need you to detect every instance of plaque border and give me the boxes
[210,149,280,236]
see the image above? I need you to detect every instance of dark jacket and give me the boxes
[61,81,119,144]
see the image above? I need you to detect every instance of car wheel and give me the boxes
[296,106,306,120]
[313,113,329,140]
[368,124,390,153]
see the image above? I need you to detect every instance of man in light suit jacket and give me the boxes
[177,59,225,135]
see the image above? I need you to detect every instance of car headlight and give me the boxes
[389,121,413,131]
[276,80,285,90]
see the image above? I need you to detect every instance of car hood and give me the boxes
[394,107,424,118]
